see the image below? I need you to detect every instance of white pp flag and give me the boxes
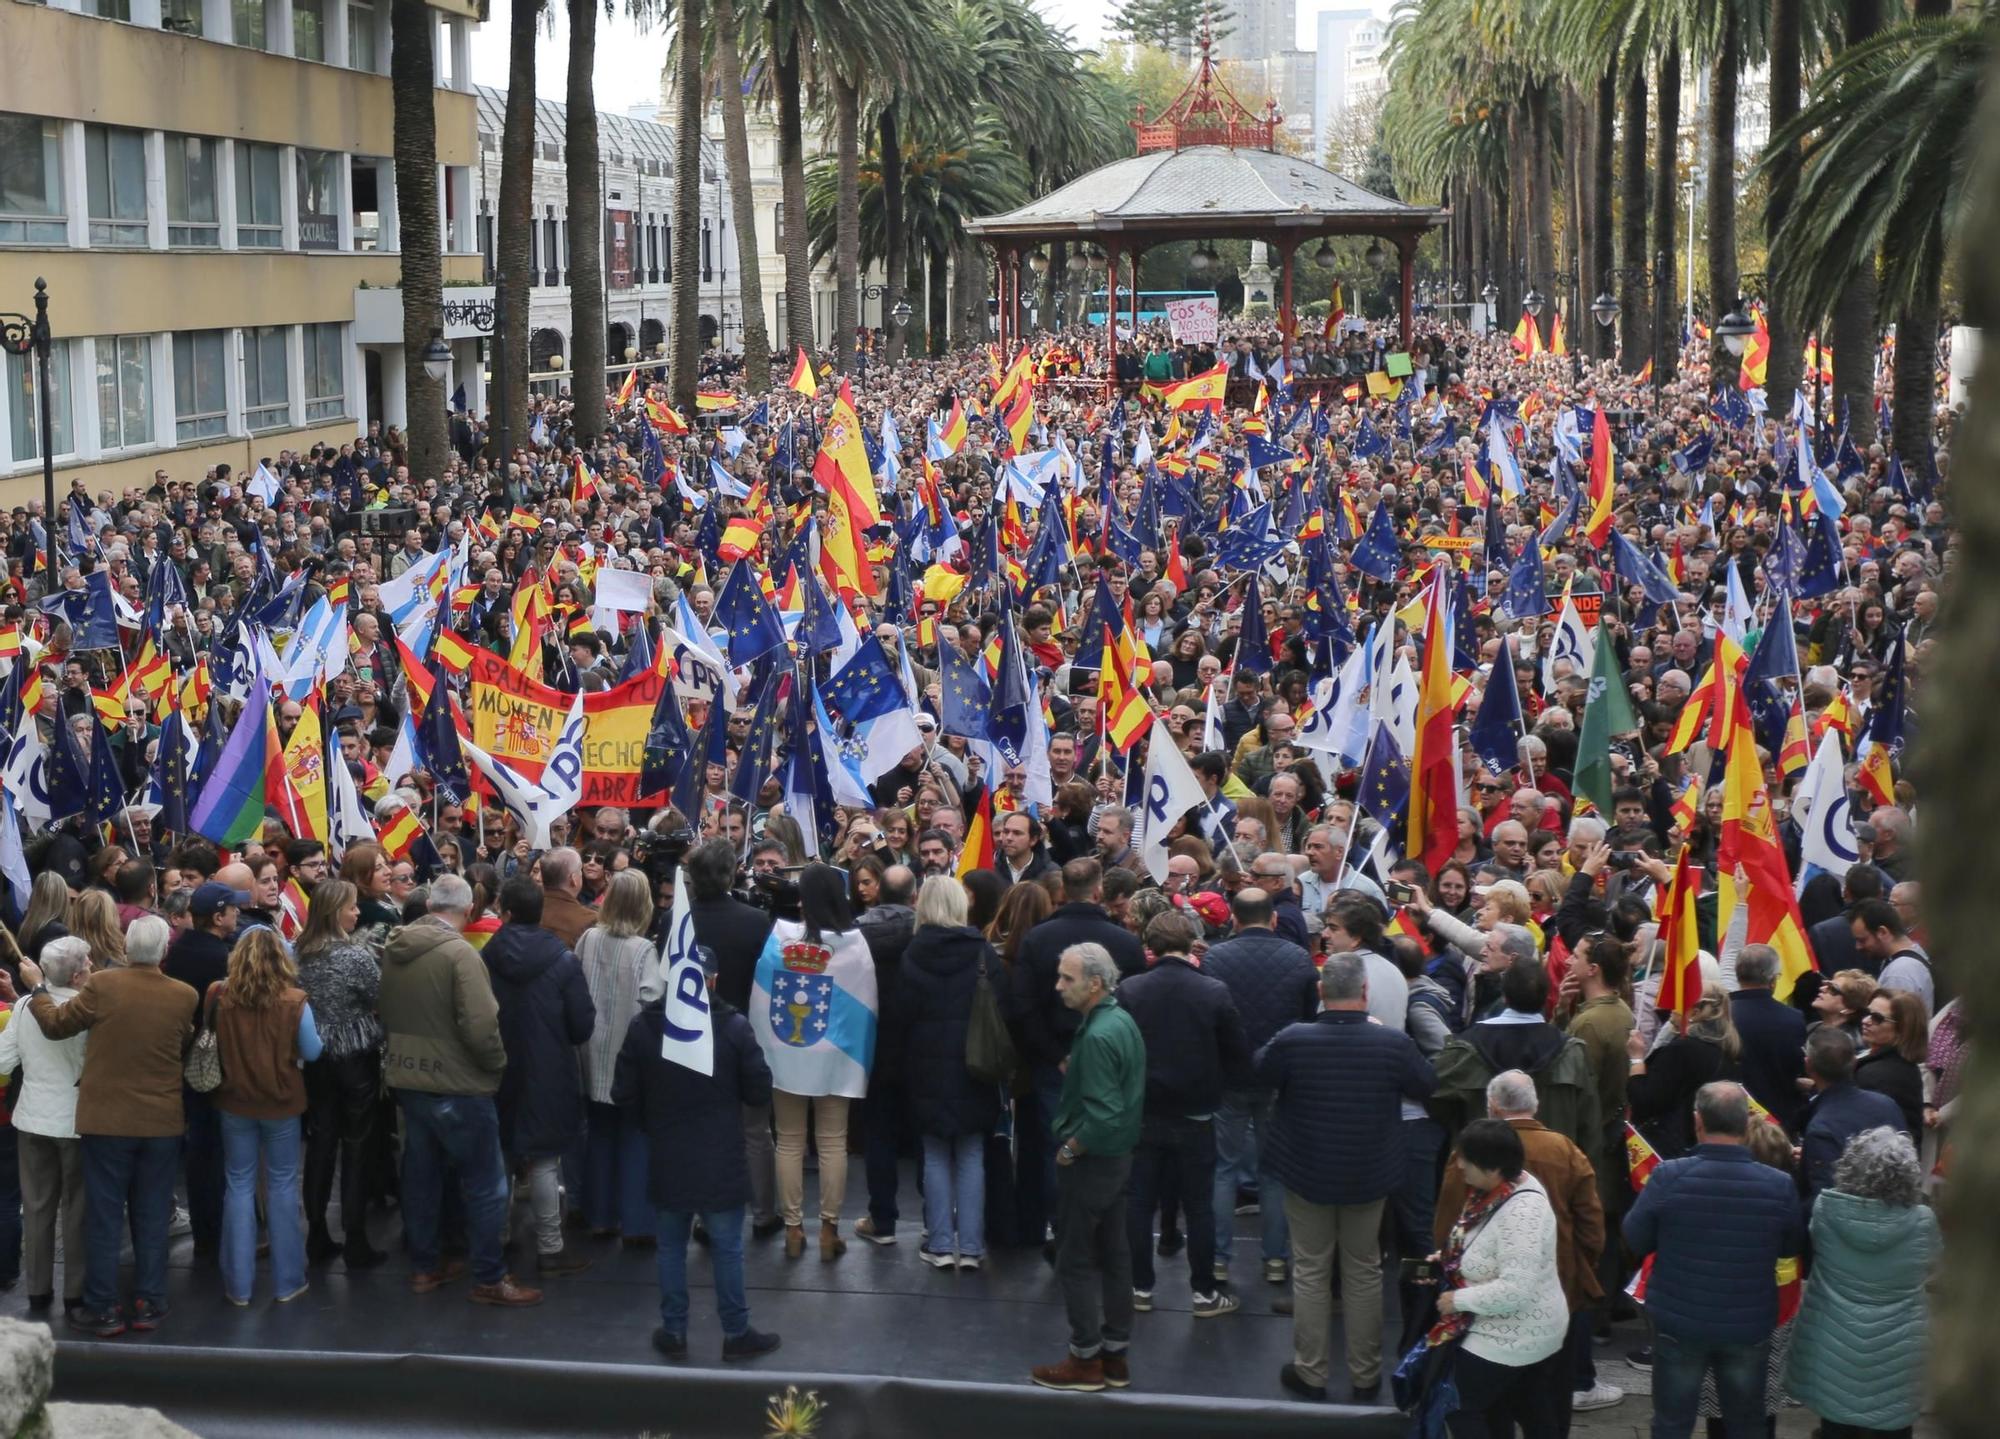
[1134,715,1208,883]
[1541,583,1593,694]
[653,864,713,1075]
[1794,730,1858,888]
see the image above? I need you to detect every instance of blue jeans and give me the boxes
[1650,1331,1770,1438]
[1213,1090,1289,1265]
[920,1133,985,1258]
[655,1205,749,1339]
[221,1114,305,1302]
[1126,1114,1216,1296]
[395,1090,510,1285]
[862,1084,904,1229]
[582,1101,651,1236]
[80,1134,179,1314]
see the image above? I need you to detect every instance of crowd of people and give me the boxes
[0,305,1957,1437]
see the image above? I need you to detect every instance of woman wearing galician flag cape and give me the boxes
[748,864,878,1262]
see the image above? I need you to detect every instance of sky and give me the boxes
[464,0,1388,115]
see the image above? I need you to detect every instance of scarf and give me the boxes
[1427,1176,1519,1347]
[1928,1001,1967,1110]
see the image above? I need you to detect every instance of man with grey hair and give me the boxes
[1624,1081,1804,1438]
[1728,943,1808,1132]
[378,870,541,1308]
[1,936,91,1314]
[1260,951,1435,1404]
[537,847,595,949]
[1031,942,1145,1394]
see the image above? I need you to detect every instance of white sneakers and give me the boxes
[1572,1381,1624,1412]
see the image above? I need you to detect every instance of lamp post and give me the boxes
[489,268,508,476]
[0,280,56,591]
[1595,254,1671,410]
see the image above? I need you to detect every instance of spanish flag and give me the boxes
[1637,357,1654,385]
[1097,618,1151,753]
[569,454,598,506]
[938,395,967,456]
[812,379,882,598]
[1323,281,1345,339]
[718,512,768,563]
[696,389,738,412]
[1407,566,1459,873]
[957,787,994,878]
[788,347,818,397]
[280,694,329,843]
[1583,404,1615,547]
[614,368,638,409]
[992,347,1035,413]
[1549,308,1568,358]
[434,627,477,676]
[507,507,540,532]
[1738,310,1771,390]
[1510,313,1543,361]
[646,397,689,435]
[1655,845,1704,1032]
[376,807,423,862]
[1162,364,1227,413]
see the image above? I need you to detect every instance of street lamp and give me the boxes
[1027,250,1049,276]
[0,279,55,590]
[1364,238,1386,269]
[1714,303,1757,356]
[1312,239,1337,271]
[1591,291,1621,329]
[1481,279,1499,309]
[1066,248,1088,275]
[422,329,451,383]
[1521,287,1546,319]
[890,297,913,330]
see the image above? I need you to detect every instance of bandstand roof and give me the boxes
[965,144,1443,245]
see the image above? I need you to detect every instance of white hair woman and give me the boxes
[575,869,657,1240]
[0,936,91,1310]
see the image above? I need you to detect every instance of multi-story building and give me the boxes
[1229,49,1318,153]
[1313,8,1387,151]
[468,86,739,395]
[0,0,485,499]
[1212,0,1297,65]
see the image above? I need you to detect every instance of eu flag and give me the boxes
[1467,638,1525,775]
[416,660,471,804]
[1611,531,1683,607]
[1348,501,1402,583]
[638,662,692,800]
[730,663,788,806]
[1236,573,1272,675]
[714,561,786,667]
[671,680,728,821]
[938,640,993,741]
[1502,537,1547,623]
[1356,720,1411,830]
[821,636,908,726]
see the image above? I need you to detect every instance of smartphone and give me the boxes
[1384,880,1416,906]
[1609,851,1644,868]
[1399,1257,1439,1285]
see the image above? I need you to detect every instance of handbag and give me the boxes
[183,984,224,1094]
[964,948,1018,1087]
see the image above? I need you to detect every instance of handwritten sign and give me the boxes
[1164,296,1219,345]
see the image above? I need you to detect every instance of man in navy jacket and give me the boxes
[1727,944,1807,1133]
[1623,1082,1804,1438]
[1258,952,1436,1404]
[1799,1026,1905,1206]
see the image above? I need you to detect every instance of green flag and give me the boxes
[1574,620,1638,817]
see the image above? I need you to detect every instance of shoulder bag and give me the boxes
[964,948,1018,1088]
[183,983,225,1094]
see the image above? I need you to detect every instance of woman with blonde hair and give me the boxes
[68,891,127,969]
[212,928,324,1305]
[17,873,71,961]
[292,880,386,1268]
[1626,991,1741,1158]
[576,869,657,1239]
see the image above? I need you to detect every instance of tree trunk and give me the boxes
[390,0,444,482]
[1038,240,1063,331]
[1707,10,1740,384]
[1765,0,1804,403]
[1527,82,1556,287]
[1892,231,1942,467]
[1922,43,2000,1431]
[955,234,986,348]
[565,0,604,444]
[1652,43,1682,384]
[832,71,860,375]
[494,0,540,473]
[1620,63,1651,373]
[1829,0,1882,442]
[774,30,814,357]
[1593,69,1617,361]
[1567,85,1590,342]
[711,0,769,392]
[878,103,906,363]
[669,0,702,413]
[928,241,948,358]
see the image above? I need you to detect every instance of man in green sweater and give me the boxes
[1031,941,1146,1394]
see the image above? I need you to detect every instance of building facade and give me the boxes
[1212,0,1297,65]
[469,87,739,397]
[1312,8,1387,154]
[0,0,485,501]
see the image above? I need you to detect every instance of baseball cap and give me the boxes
[190,882,253,918]
[913,713,937,731]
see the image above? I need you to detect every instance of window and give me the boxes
[233,0,266,48]
[0,115,66,246]
[543,209,558,286]
[303,323,344,420]
[774,201,783,245]
[93,0,132,18]
[172,330,227,442]
[7,343,74,462]
[296,149,340,250]
[85,125,148,247]
[161,0,201,34]
[235,143,282,248]
[293,0,325,59]
[528,217,538,286]
[701,221,711,282]
[165,135,219,248]
[94,336,153,452]
[476,206,492,275]
[346,0,379,71]
[242,325,289,431]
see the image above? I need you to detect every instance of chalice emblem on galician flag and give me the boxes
[772,941,834,1048]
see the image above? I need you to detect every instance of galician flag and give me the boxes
[749,918,878,1100]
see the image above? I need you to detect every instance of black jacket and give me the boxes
[882,924,1004,1138]
[1731,990,1808,1133]
[1117,955,1251,1116]
[857,902,916,1083]
[1807,913,1863,978]
[1007,902,1148,1071]
[1629,1034,1740,1158]
[613,999,772,1213]
[691,894,776,1015]
[163,926,233,998]
[483,922,596,1157]
[991,850,1057,893]
[1256,1010,1437,1206]
[1199,928,1319,1057]
[1854,1047,1924,1138]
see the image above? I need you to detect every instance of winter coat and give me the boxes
[858,903,916,1084]
[1430,1018,1602,1150]
[1731,990,1809,1134]
[1785,1189,1940,1430]
[483,922,596,1157]
[1007,903,1147,1072]
[1118,955,1252,1117]
[1629,1034,1741,1158]
[614,999,773,1214]
[1622,1143,1805,1344]
[1800,1082,1908,1205]
[881,924,1003,1138]
[378,917,506,1097]
[690,894,775,1015]
[1200,928,1319,1060]
[1256,1010,1436,1206]
[1854,1047,1925,1139]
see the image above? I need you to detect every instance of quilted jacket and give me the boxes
[1623,1144,1805,1344]
[1785,1188,1939,1430]
[1199,928,1320,1055]
[1256,1010,1436,1206]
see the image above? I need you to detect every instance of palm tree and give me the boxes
[494,0,544,469]
[707,0,771,391]
[1762,0,1989,462]
[1827,0,1883,444]
[390,0,445,481]
[762,12,814,355]
[1764,0,1806,404]
[567,0,606,442]
[669,0,702,411]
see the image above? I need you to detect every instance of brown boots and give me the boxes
[784,1224,805,1260]
[819,1221,846,1262]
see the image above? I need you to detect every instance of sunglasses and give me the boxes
[1861,1011,1891,1026]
